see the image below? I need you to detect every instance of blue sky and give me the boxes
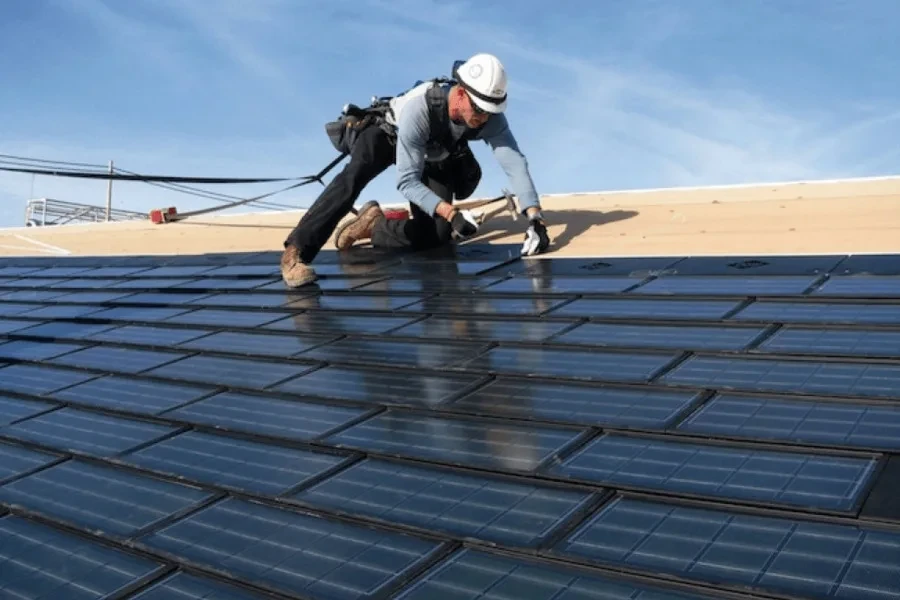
[1,0,899,228]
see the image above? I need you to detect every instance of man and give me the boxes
[280,53,550,288]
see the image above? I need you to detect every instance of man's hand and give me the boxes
[450,210,479,239]
[521,208,550,256]
[436,202,479,239]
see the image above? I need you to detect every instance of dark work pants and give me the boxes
[284,124,481,264]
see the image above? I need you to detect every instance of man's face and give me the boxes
[461,91,491,128]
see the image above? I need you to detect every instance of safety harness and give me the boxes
[325,61,484,158]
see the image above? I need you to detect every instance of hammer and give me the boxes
[464,189,520,226]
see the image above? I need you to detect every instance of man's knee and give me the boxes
[450,146,482,200]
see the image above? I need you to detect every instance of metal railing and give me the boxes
[24,198,145,227]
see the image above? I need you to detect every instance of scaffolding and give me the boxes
[24,198,146,227]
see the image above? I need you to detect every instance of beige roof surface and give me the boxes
[2,175,899,259]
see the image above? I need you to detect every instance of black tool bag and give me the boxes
[324,102,395,155]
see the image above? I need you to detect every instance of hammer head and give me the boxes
[472,189,519,225]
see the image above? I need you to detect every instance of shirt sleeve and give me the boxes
[394,93,445,216]
[478,114,541,214]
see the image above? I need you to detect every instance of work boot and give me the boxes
[334,200,384,250]
[280,244,317,288]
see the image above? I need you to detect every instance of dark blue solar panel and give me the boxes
[813,276,900,297]
[142,354,317,388]
[50,346,189,373]
[51,375,215,414]
[0,318,36,334]
[631,275,819,296]
[164,308,292,327]
[327,410,585,473]
[0,515,163,600]
[349,276,497,294]
[130,265,216,277]
[2,408,178,456]
[259,276,385,291]
[87,324,211,346]
[664,255,842,276]
[0,302,40,316]
[0,266,41,276]
[303,338,487,368]
[263,313,419,335]
[0,460,215,537]
[53,291,135,303]
[5,278,70,288]
[661,355,900,399]
[513,256,683,277]
[402,295,571,316]
[389,316,573,342]
[547,298,743,320]
[679,393,900,450]
[187,292,299,307]
[0,289,64,301]
[0,364,97,395]
[176,330,336,357]
[110,278,199,289]
[273,365,483,406]
[165,392,368,441]
[463,347,677,382]
[0,396,57,426]
[481,276,641,294]
[730,300,900,324]
[394,548,716,599]
[452,378,699,427]
[88,306,194,321]
[27,266,95,277]
[200,264,279,277]
[173,277,277,290]
[52,278,123,289]
[554,322,767,351]
[0,442,60,483]
[122,430,349,495]
[75,266,152,277]
[552,434,877,511]
[17,304,106,318]
[128,572,270,599]
[12,321,117,339]
[554,497,900,599]
[113,292,215,305]
[0,339,85,361]
[757,327,900,357]
[289,293,425,311]
[295,458,592,547]
[138,497,444,600]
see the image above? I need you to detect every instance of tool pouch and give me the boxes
[325,114,367,155]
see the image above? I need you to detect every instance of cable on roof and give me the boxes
[161,152,348,221]
[1,150,350,222]
[0,164,301,184]
[112,165,297,212]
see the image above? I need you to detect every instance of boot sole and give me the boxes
[334,201,382,250]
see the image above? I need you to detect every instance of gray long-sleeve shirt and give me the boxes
[389,82,541,217]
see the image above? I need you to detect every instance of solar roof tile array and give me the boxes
[1,245,900,599]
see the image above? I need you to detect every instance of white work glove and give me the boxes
[450,209,479,239]
[521,216,550,256]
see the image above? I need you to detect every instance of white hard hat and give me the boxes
[454,53,508,114]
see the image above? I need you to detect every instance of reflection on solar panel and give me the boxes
[1,247,900,599]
